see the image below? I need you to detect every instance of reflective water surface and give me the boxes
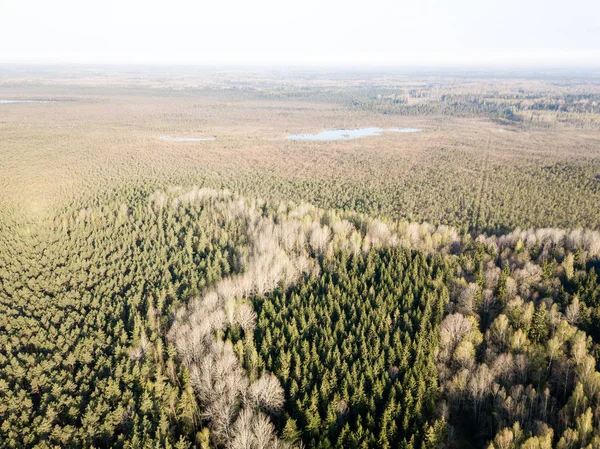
[0,100,58,104]
[286,127,421,141]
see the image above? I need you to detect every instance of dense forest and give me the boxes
[2,187,600,448]
[246,248,447,448]
[1,68,600,449]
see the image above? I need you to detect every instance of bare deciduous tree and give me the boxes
[565,297,580,325]
[487,314,512,353]
[249,373,285,414]
[309,224,331,255]
[236,303,257,332]
[441,313,473,346]
[457,284,478,315]
[469,364,493,418]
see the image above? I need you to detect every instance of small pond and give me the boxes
[286,127,421,141]
[0,100,58,104]
[392,128,421,133]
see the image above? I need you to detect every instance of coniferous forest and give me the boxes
[1,67,600,449]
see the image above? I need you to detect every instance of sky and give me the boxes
[1,0,599,67]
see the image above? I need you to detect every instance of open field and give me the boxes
[1,66,600,233]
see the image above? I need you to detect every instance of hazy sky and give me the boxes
[1,0,600,66]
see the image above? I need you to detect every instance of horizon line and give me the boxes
[2,60,600,71]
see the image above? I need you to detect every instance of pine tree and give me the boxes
[530,302,549,343]
[282,418,302,444]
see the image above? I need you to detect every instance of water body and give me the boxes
[0,100,58,104]
[286,127,421,141]
[159,136,216,142]
[391,128,421,133]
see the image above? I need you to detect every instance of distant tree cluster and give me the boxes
[361,88,600,127]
